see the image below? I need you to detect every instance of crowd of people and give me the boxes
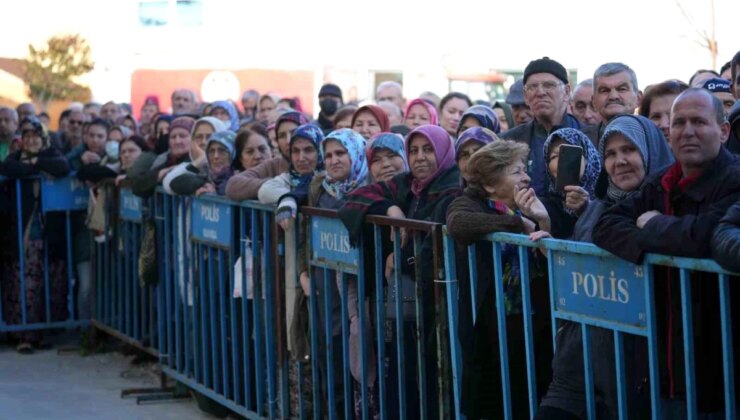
[0,50,740,419]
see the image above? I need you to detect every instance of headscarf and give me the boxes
[493,101,515,130]
[454,127,499,158]
[169,116,196,135]
[458,105,501,135]
[204,130,236,194]
[406,124,456,197]
[115,115,140,135]
[367,133,409,180]
[404,98,439,126]
[321,128,368,199]
[289,124,325,189]
[599,114,675,202]
[192,116,228,136]
[351,105,390,133]
[210,100,240,131]
[19,117,49,155]
[275,111,310,159]
[543,127,601,206]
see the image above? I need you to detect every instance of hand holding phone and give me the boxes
[556,144,583,191]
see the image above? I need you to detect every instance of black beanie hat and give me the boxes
[523,57,569,85]
[318,83,343,99]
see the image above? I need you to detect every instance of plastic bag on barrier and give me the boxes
[86,188,107,234]
[138,219,158,287]
[232,238,254,299]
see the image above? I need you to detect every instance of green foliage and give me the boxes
[23,34,94,105]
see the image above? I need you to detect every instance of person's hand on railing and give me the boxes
[81,151,101,165]
[522,216,537,234]
[299,271,311,297]
[528,230,552,257]
[385,253,395,280]
[387,205,408,247]
[276,196,298,231]
[515,187,551,233]
[636,210,661,229]
[563,185,589,215]
[195,182,216,196]
[114,174,127,186]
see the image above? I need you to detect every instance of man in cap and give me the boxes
[505,79,534,126]
[702,77,736,113]
[317,83,344,134]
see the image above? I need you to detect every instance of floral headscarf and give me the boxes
[289,124,325,189]
[321,128,368,199]
[406,124,456,197]
[457,105,501,135]
[543,127,602,208]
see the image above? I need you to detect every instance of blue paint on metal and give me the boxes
[311,215,359,269]
[191,198,233,248]
[614,331,627,420]
[40,175,89,212]
[442,233,463,420]
[492,241,513,419]
[372,225,388,420]
[582,324,596,420]
[718,274,737,419]
[119,188,143,222]
[679,269,697,419]
[518,245,538,415]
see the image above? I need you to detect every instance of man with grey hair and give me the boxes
[570,79,601,126]
[588,62,642,142]
[16,103,36,124]
[376,81,406,114]
[378,100,403,127]
[241,89,260,120]
[0,106,18,160]
[60,109,90,154]
[100,101,122,122]
[171,88,199,115]
[83,102,101,120]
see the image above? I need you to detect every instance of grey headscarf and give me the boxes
[599,115,675,202]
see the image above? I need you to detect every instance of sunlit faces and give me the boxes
[290,138,319,175]
[21,130,43,155]
[484,159,530,207]
[603,134,646,192]
[169,127,192,159]
[193,123,215,151]
[570,84,602,126]
[648,94,678,139]
[256,97,276,123]
[669,91,730,176]
[210,107,231,124]
[592,72,641,121]
[440,98,469,136]
[457,141,484,182]
[101,102,121,121]
[408,135,438,181]
[493,108,509,132]
[242,97,257,117]
[524,73,570,123]
[404,103,432,129]
[172,90,196,114]
[240,133,271,170]
[323,140,351,181]
[84,124,108,155]
[207,142,230,172]
[276,121,298,158]
[141,104,158,124]
[370,148,406,182]
[119,139,143,170]
[352,110,381,140]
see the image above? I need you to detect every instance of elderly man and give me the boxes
[83,102,101,120]
[378,101,403,127]
[594,88,740,417]
[0,106,18,160]
[376,81,406,113]
[60,110,90,154]
[171,89,199,115]
[588,63,642,141]
[16,103,36,124]
[241,89,259,120]
[500,57,594,196]
[100,101,122,122]
[702,77,736,113]
[505,79,534,127]
[570,79,601,126]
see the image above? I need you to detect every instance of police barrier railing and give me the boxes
[155,189,285,419]
[300,206,454,420]
[91,186,160,356]
[443,230,738,420]
[0,174,89,334]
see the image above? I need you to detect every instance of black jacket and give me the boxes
[711,199,740,272]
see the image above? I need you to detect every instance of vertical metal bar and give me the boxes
[547,249,558,352]
[718,273,736,419]
[518,246,538,415]
[357,236,369,420]
[340,273,351,420]
[181,199,190,376]
[199,243,210,387]
[250,209,265,414]
[174,197,183,372]
[582,324,596,420]
[442,233,462,420]
[16,179,27,324]
[308,261,322,420]
[95,225,102,323]
[228,217,240,403]
[392,230,407,419]
[164,194,174,367]
[372,225,387,420]
[644,264,662,419]
[467,243,478,323]
[218,249,230,398]
[43,223,51,323]
[192,238,200,383]
[208,246,220,392]
[492,241,512,419]
[262,210,277,418]
[679,268,697,419]
[614,331,628,420]
[133,222,140,340]
[412,232,427,420]
[240,207,252,409]
[323,267,336,420]
[125,221,132,336]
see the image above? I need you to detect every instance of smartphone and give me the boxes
[556,144,583,191]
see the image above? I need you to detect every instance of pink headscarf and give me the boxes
[406,124,456,197]
[404,98,439,126]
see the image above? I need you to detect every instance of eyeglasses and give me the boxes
[69,120,84,125]
[524,81,563,94]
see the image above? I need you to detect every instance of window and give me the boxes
[139,0,203,27]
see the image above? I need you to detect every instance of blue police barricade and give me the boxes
[302,207,454,420]
[0,174,88,334]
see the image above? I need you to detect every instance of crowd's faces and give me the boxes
[459,116,482,134]
[524,73,570,125]
[0,109,18,138]
[570,85,602,126]
[276,99,292,111]
[241,97,257,118]
[603,134,645,192]
[66,111,88,140]
[669,91,729,177]
[207,142,230,172]
[191,122,214,160]
[276,121,298,158]
[17,104,35,122]
[370,148,405,182]
[38,114,50,128]
[690,71,716,88]
[457,141,484,182]
[593,72,641,121]
[156,120,170,137]
[256,97,276,123]
[290,138,319,175]
[485,158,530,209]
[172,90,196,114]
[352,110,381,140]
[58,115,70,135]
[493,108,509,132]
[211,107,231,124]
[323,140,351,181]
[647,94,678,139]
[122,118,136,133]
[169,127,192,159]
[84,125,108,155]
[83,104,100,120]
[335,114,353,130]
[240,133,271,170]
[712,91,736,113]
[101,102,121,121]
[405,104,432,129]
[108,129,124,143]
[439,98,469,136]
[141,103,158,124]
[408,135,438,181]
[22,131,43,154]
[512,104,534,126]
[376,85,405,111]
[119,140,143,170]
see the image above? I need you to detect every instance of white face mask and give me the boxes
[105,140,119,161]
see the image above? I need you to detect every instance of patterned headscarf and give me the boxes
[404,98,439,126]
[321,128,368,199]
[210,100,240,131]
[543,127,602,206]
[367,133,409,180]
[454,127,500,159]
[289,124,325,188]
[406,124,456,197]
[458,105,501,135]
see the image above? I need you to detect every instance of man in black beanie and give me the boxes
[500,57,596,196]
[317,83,344,134]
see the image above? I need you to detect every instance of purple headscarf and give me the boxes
[406,124,456,197]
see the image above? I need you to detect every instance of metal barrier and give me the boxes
[443,230,738,420]
[0,175,89,334]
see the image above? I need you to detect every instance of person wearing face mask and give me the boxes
[316,84,344,134]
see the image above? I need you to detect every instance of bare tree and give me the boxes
[675,0,718,69]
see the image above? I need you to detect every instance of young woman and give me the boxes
[438,92,472,137]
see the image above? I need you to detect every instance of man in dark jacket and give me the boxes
[593,88,740,416]
[500,57,596,196]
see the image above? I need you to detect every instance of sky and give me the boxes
[0,0,737,102]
